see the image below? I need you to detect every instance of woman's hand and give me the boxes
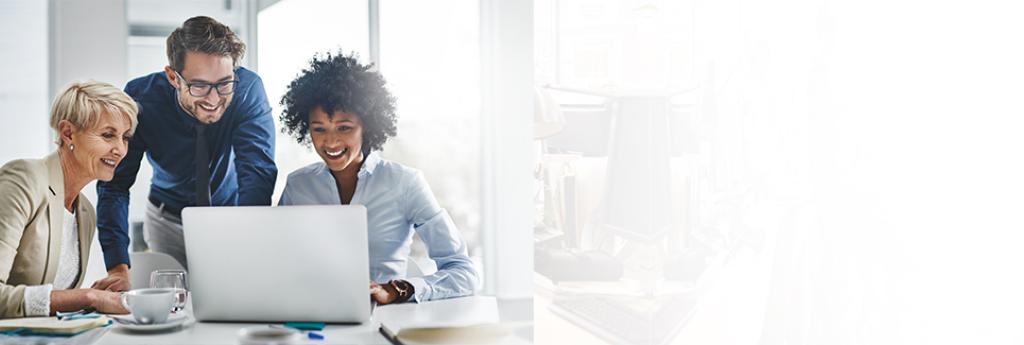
[91,264,131,292]
[87,289,129,314]
[370,282,398,305]
[50,289,129,315]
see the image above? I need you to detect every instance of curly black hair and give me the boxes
[279,51,398,151]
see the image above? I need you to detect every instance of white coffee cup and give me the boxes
[121,288,178,324]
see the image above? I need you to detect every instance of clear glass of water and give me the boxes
[150,269,188,312]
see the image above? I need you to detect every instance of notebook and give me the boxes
[0,316,111,336]
[376,296,511,345]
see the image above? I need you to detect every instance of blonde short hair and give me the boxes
[49,80,139,147]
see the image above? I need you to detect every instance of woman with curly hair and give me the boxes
[277,51,478,304]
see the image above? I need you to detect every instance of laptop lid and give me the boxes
[182,205,370,323]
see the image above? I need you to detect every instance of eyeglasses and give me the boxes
[174,71,239,97]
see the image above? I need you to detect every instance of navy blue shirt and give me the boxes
[96,67,277,270]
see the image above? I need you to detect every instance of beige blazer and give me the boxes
[0,152,95,318]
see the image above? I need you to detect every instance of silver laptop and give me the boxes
[182,205,371,323]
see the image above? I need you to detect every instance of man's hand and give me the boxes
[370,281,398,305]
[91,264,131,292]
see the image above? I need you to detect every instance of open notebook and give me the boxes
[0,316,111,336]
[376,296,510,345]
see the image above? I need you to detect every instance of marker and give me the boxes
[269,324,325,341]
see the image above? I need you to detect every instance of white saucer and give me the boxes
[238,326,301,345]
[112,313,192,332]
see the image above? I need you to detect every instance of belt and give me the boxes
[148,195,184,218]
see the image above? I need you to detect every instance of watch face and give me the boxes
[392,281,408,294]
[390,280,412,302]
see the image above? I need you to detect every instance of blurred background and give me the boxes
[529,0,1024,344]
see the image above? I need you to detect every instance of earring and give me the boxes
[69,144,75,151]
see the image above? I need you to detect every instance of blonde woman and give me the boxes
[0,81,137,318]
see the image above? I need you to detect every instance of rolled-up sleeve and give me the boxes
[403,171,478,302]
[22,284,53,317]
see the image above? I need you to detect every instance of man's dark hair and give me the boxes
[166,16,246,72]
[279,51,398,152]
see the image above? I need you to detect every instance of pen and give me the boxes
[56,308,98,321]
[379,325,403,345]
[269,324,325,341]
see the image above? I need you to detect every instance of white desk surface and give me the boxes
[88,297,532,345]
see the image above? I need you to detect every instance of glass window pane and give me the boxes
[258,0,369,201]
[380,1,482,261]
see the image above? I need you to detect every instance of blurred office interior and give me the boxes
[530,0,1024,344]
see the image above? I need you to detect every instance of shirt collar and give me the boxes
[359,150,382,177]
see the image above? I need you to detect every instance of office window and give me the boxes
[258,0,370,203]
[379,0,482,262]
[0,0,49,163]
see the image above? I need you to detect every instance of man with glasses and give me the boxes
[93,16,277,290]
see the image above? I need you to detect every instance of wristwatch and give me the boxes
[389,279,414,303]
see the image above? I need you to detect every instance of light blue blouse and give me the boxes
[278,151,478,302]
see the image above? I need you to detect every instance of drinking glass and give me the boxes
[150,269,188,312]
